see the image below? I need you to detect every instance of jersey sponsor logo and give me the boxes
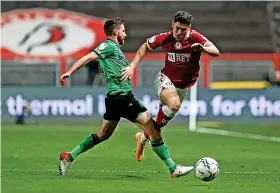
[167,52,176,62]
[1,8,106,58]
[167,52,191,62]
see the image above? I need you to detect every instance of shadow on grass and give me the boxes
[71,173,147,180]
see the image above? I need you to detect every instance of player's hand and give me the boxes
[60,72,71,87]
[191,43,203,51]
[120,66,135,82]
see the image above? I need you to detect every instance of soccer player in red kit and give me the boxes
[120,11,220,161]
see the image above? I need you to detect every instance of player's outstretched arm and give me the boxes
[60,52,99,86]
[120,42,149,82]
[130,42,149,68]
[192,42,220,57]
[202,41,220,57]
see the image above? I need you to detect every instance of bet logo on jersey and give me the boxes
[1,8,106,57]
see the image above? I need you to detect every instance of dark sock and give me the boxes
[151,138,177,172]
[69,133,101,161]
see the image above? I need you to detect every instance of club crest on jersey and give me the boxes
[1,8,106,57]
[174,42,182,49]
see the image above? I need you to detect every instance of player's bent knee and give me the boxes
[169,104,180,112]
[167,100,181,112]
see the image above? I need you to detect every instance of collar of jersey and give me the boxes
[107,38,120,47]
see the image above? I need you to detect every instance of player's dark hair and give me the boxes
[174,11,193,25]
[104,17,124,36]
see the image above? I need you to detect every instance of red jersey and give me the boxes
[147,29,208,88]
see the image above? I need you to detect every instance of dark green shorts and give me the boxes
[103,92,147,122]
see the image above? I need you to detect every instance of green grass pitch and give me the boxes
[2,123,280,193]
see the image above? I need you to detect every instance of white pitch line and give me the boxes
[195,127,280,143]
[0,169,275,174]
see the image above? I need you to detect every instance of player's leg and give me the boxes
[59,95,121,176]
[134,121,156,161]
[70,119,119,161]
[125,95,193,177]
[156,87,188,126]
[134,111,193,177]
[59,119,118,176]
[139,72,187,145]
[154,72,188,128]
[135,112,176,172]
[156,87,181,126]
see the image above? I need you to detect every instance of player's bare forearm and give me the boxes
[67,58,87,75]
[130,43,149,69]
[202,42,220,57]
[120,43,148,82]
[68,52,99,75]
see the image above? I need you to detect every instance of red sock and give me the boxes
[144,132,149,139]
[156,105,165,126]
[156,105,172,129]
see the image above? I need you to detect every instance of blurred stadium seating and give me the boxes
[1,1,280,88]
[1,1,274,53]
[267,2,280,53]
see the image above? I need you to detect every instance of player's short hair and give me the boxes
[104,17,124,36]
[174,11,193,25]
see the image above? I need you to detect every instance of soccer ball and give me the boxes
[195,157,219,181]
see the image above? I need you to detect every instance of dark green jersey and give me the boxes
[93,39,132,96]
